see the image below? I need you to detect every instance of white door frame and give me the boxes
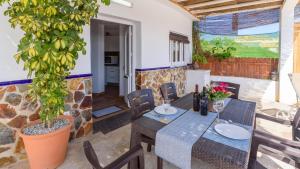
[93,14,138,94]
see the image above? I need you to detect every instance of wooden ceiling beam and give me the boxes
[187,0,236,9]
[197,4,282,18]
[191,0,282,14]
[175,0,189,2]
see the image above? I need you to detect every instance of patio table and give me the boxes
[129,93,256,169]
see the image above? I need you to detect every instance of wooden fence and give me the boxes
[197,57,279,79]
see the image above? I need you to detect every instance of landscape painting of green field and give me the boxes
[200,32,279,58]
[200,26,279,58]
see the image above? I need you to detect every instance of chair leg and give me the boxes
[157,157,163,169]
[296,162,300,169]
[147,144,152,152]
[250,140,259,160]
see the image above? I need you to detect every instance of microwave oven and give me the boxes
[105,55,119,65]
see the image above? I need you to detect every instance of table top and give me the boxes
[131,93,256,169]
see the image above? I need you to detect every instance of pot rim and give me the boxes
[18,115,73,139]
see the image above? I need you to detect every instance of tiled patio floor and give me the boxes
[5,99,298,169]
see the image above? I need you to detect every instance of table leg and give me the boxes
[157,157,163,169]
[129,124,142,169]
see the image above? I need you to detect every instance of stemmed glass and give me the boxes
[162,99,171,112]
[213,100,225,122]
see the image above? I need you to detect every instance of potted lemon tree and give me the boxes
[0,0,110,168]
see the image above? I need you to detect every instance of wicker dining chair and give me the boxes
[211,81,240,99]
[127,89,163,169]
[127,89,155,152]
[160,83,179,102]
[127,89,155,121]
[83,141,144,169]
[256,108,300,141]
[249,129,300,169]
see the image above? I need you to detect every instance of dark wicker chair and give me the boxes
[256,108,300,141]
[127,89,155,121]
[83,141,144,169]
[127,89,155,152]
[127,89,163,169]
[249,129,300,169]
[211,81,240,99]
[160,83,179,102]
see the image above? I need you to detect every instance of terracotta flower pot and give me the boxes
[18,115,73,169]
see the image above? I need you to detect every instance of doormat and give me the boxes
[93,111,131,134]
[92,106,122,118]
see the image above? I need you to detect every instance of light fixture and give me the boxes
[111,0,133,7]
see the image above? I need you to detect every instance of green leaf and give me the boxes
[2,0,109,126]
[101,0,110,5]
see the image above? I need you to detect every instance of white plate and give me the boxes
[154,106,177,115]
[214,123,250,140]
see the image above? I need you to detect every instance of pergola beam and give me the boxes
[187,0,236,9]
[197,4,282,18]
[175,0,189,2]
[191,0,282,14]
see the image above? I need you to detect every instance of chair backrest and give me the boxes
[293,109,300,141]
[83,141,103,169]
[83,141,145,169]
[127,89,155,121]
[211,81,240,99]
[160,83,179,102]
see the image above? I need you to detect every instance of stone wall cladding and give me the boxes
[0,77,92,167]
[136,67,186,104]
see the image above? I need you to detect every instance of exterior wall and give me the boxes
[0,77,92,167]
[136,67,186,104]
[211,76,277,103]
[0,0,194,166]
[0,5,91,82]
[279,0,299,105]
[99,0,195,69]
[197,58,279,79]
[0,0,194,83]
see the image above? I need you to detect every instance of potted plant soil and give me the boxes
[0,0,110,168]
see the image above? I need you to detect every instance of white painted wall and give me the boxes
[185,70,211,94]
[91,20,105,93]
[279,0,299,105]
[211,76,277,103]
[98,0,195,69]
[0,0,195,82]
[0,4,91,82]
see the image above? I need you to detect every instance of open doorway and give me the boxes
[90,19,134,133]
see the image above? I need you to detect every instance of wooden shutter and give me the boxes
[169,32,189,43]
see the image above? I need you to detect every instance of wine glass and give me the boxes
[163,99,171,112]
[213,100,225,122]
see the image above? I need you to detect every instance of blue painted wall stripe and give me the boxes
[136,65,188,72]
[0,73,93,87]
[0,64,189,86]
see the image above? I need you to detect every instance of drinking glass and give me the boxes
[213,100,225,122]
[163,99,171,112]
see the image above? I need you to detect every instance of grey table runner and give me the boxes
[155,111,217,169]
[154,98,233,169]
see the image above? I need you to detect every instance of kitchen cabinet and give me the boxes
[105,36,119,52]
[105,66,119,83]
